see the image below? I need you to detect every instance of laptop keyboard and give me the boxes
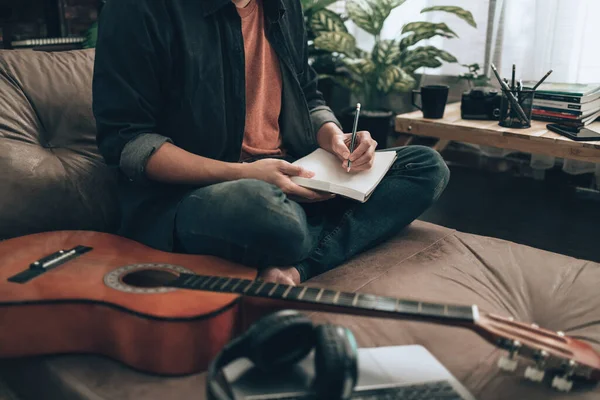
[351,380,465,399]
[247,380,466,399]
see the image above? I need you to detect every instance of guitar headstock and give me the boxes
[476,312,600,392]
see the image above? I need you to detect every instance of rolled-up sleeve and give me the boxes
[119,134,173,182]
[92,0,171,183]
[310,104,343,136]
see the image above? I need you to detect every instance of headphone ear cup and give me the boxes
[246,310,316,372]
[313,325,358,400]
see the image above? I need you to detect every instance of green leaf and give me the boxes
[372,39,402,66]
[392,78,417,92]
[313,31,357,57]
[310,9,348,34]
[401,46,457,74]
[300,0,339,13]
[400,22,458,50]
[346,0,383,36]
[341,58,376,76]
[377,65,415,94]
[346,0,407,36]
[420,6,477,28]
[83,22,98,49]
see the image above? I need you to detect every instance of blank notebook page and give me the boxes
[292,148,397,194]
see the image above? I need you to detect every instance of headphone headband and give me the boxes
[206,310,357,400]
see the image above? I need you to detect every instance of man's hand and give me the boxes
[317,122,378,172]
[243,159,334,202]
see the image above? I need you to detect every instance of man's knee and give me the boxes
[234,179,313,263]
[181,178,285,220]
[396,145,450,201]
[417,146,449,201]
[177,179,312,264]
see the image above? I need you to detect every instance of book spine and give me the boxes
[532,106,582,116]
[533,99,583,110]
[532,109,580,120]
[11,37,85,48]
[531,114,579,124]
[534,93,582,103]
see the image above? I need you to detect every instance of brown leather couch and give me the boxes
[1,49,599,400]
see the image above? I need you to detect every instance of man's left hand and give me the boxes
[330,130,378,172]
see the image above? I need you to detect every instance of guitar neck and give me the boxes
[168,274,478,327]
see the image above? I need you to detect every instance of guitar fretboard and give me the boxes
[167,274,476,323]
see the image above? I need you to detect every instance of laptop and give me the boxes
[222,345,477,399]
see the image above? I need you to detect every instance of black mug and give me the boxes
[412,85,449,119]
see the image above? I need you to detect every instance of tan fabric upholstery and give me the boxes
[0,50,598,400]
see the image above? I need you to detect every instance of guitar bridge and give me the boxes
[8,245,93,284]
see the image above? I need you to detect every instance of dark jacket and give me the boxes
[93,0,342,251]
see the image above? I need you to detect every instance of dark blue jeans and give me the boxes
[174,146,449,282]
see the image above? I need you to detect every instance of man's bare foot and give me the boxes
[258,266,301,286]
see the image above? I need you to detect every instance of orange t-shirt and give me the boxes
[236,0,284,161]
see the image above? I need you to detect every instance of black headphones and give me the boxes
[206,309,359,400]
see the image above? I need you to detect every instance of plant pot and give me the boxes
[337,107,394,149]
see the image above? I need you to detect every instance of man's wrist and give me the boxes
[317,121,344,152]
[225,162,249,181]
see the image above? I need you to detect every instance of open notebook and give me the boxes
[290,148,397,202]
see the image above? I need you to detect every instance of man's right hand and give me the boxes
[242,159,334,203]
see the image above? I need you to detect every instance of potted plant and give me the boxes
[300,0,353,112]
[307,1,477,146]
[457,63,491,89]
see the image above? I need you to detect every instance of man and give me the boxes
[92,0,449,286]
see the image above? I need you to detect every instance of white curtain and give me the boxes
[494,0,600,84]
[350,0,600,82]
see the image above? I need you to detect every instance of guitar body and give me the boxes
[0,231,257,376]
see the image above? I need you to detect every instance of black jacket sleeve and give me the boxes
[92,0,173,182]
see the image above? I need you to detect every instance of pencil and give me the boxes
[348,103,361,172]
[532,69,553,91]
[490,64,529,124]
[511,64,516,90]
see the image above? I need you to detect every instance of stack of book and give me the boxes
[10,36,85,51]
[528,82,600,127]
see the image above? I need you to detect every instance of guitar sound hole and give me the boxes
[121,269,178,288]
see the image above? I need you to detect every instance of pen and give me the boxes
[490,63,529,124]
[532,69,554,91]
[348,103,361,172]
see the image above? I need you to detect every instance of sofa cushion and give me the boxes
[2,221,599,400]
[0,49,118,240]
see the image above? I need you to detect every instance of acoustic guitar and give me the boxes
[0,231,598,393]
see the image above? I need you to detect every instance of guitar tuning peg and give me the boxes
[551,360,576,392]
[524,350,548,382]
[498,355,518,372]
[524,366,545,382]
[551,376,573,392]
[497,340,521,372]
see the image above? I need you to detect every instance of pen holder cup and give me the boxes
[499,88,535,129]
